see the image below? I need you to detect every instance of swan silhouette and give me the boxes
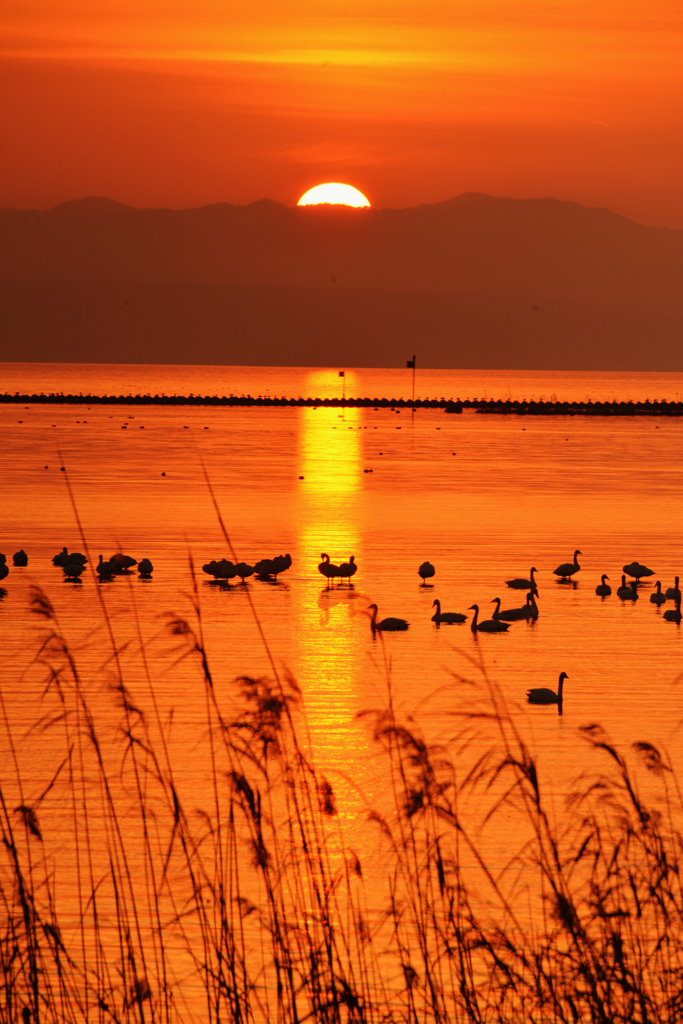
[138,558,153,577]
[235,562,254,582]
[527,672,568,712]
[318,553,340,587]
[553,550,581,580]
[616,575,638,600]
[505,567,538,591]
[96,555,116,578]
[368,603,409,632]
[665,577,681,601]
[338,556,358,585]
[62,562,84,580]
[431,599,467,624]
[418,561,435,585]
[468,604,510,633]
[650,581,666,605]
[595,574,611,596]
[0,557,8,582]
[623,561,655,581]
[498,592,538,621]
[663,597,682,623]
[12,550,28,567]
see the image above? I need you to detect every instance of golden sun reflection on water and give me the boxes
[293,382,381,853]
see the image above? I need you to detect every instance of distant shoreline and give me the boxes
[2,393,683,416]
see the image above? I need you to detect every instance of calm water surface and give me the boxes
[2,363,683,853]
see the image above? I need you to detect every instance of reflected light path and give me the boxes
[294,372,380,853]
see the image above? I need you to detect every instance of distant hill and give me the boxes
[1,194,681,370]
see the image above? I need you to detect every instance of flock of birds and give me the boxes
[3,544,680,715]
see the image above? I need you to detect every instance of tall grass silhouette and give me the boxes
[3,463,683,1022]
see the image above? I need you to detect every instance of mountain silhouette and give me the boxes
[1,193,681,370]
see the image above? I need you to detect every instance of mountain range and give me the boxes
[1,193,681,370]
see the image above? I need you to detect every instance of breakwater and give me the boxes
[2,392,683,415]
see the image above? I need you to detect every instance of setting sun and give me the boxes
[298,183,370,208]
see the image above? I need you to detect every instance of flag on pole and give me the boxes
[406,358,415,369]
[339,371,345,377]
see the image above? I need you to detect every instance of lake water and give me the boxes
[2,362,683,1019]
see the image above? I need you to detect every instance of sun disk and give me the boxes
[298,183,370,208]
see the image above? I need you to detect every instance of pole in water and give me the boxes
[406,355,416,407]
[339,370,345,401]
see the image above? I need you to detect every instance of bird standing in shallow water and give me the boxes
[418,561,435,585]
[650,581,666,605]
[595,574,611,596]
[527,672,568,714]
[368,603,409,632]
[318,554,340,587]
[663,597,682,623]
[553,550,581,580]
[665,577,681,601]
[338,556,358,585]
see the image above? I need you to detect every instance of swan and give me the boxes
[616,575,638,600]
[431,599,467,624]
[623,561,655,581]
[52,547,69,566]
[468,604,510,633]
[418,561,436,585]
[318,553,340,587]
[272,553,292,578]
[663,597,682,623]
[498,592,538,621]
[110,553,137,573]
[338,555,358,584]
[553,550,581,580]
[138,558,153,577]
[527,672,567,709]
[235,562,254,582]
[665,577,681,601]
[368,603,409,632]
[62,562,84,580]
[96,555,116,578]
[0,558,8,582]
[12,550,28,567]
[650,581,666,605]
[595,574,611,596]
[505,567,538,591]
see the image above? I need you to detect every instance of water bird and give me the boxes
[62,562,84,580]
[553,550,581,580]
[617,575,638,600]
[255,554,291,580]
[0,557,8,582]
[110,553,137,573]
[623,561,655,581]
[468,604,510,633]
[318,553,340,587]
[53,547,87,567]
[595,574,611,596]
[12,550,28,566]
[505,567,538,591]
[527,672,568,711]
[663,597,682,623]
[235,562,254,582]
[338,555,358,584]
[368,603,409,632]
[650,581,666,605]
[96,555,116,578]
[138,558,153,577]
[498,592,538,621]
[431,599,467,624]
[418,561,435,585]
[665,577,681,601]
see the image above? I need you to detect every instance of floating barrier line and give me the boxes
[2,393,683,416]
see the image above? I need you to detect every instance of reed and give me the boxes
[2,580,683,1024]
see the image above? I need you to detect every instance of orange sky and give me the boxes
[1,0,682,225]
